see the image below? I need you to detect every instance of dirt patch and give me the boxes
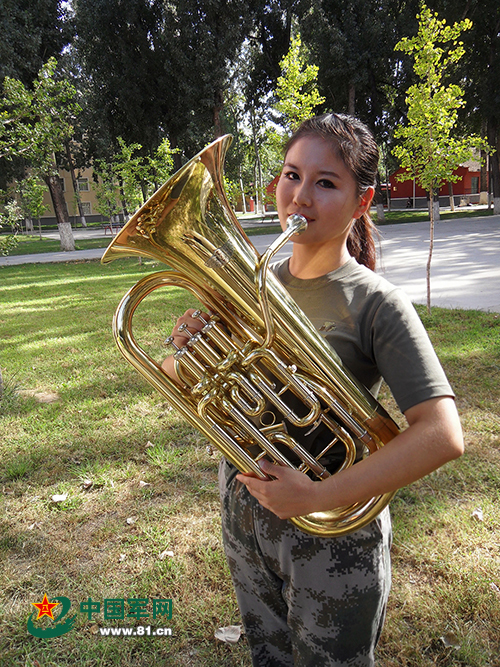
[18,389,60,404]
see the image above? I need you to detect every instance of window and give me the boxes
[470,177,479,194]
[59,177,65,191]
[80,202,91,215]
[78,178,89,192]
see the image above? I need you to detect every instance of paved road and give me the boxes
[255,215,500,313]
[2,215,499,313]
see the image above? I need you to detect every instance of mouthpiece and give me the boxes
[286,214,308,235]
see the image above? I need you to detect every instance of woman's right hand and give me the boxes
[161,308,210,381]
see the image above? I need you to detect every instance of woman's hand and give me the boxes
[161,308,210,381]
[236,459,322,519]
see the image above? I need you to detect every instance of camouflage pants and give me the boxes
[219,460,392,667]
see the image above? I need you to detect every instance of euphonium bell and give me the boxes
[101,135,399,536]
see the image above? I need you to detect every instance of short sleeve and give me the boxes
[369,288,454,413]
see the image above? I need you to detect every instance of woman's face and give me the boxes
[275,135,372,249]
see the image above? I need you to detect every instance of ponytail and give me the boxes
[347,213,378,271]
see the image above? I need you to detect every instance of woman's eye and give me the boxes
[284,170,299,180]
[318,179,335,189]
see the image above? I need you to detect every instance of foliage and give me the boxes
[113,138,147,215]
[0,0,72,87]
[17,174,48,221]
[241,0,294,107]
[92,159,121,221]
[92,137,177,220]
[223,176,241,208]
[0,196,20,255]
[0,58,80,171]
[274,33,325,135]
[0,57,80,248]
[74,0,255,160]
[393,4,488,194]
[432,0,500,210]
[151,138,177,190]
[298,0,419,136]
[0,198,23,231]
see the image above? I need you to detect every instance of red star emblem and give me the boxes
[31,594,59,620]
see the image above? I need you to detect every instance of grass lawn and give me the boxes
[0,258,499,666]
[6,236,122,256]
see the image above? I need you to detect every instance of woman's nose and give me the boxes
[292,181,312,207]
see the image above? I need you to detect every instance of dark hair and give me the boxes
[285,113,379,270]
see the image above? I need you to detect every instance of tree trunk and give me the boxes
[428,188,440,222]
[479,148,489,205]
[250,110,263,215]
[448,182,455,211]
[140,181,147,206]
[374,172,385,223]
[119,182,129,220]
[487,118,500,214]
[427,182,436,316]
[44,163,75,251]
[58,219,75,251]
[348,84,355,115]
[66,143,87,227]
[239,166,247,214]
[491,148,500,214]
[213,88,224,139]
[381,144,391,211]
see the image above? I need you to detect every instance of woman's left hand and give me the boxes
[236,459,322,519]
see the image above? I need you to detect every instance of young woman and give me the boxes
[163,113,464,666]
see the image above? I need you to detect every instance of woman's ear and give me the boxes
[354,187,375,219]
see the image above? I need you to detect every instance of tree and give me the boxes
[430,0,500,214]
[74,0,170,157]
[298,0,419,124]
[91,136,177,223]
[0,0,73,191]
[0,58,81,250]
[297,0,421,223]
[0,0,72,87]
[233,30,325,216]
[92,159,121,223]
[242,0,294,106]
[74,0,256,163]
[17,174,48,239]
[393,3,490,313]
[274,33,325,134]
[0,195,22,254]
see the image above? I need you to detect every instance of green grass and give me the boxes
[5,236,117,255]
[0,259,499,666]
[373,206,493,226]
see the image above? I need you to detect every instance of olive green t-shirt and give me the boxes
[273,256,454,414]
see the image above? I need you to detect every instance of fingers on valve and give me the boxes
[171,308,211,341]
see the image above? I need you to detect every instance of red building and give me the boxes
[389,159,481,201]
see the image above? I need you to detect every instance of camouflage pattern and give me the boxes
[219,460,392,667]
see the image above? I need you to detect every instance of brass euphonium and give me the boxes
[102,135,399,537]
